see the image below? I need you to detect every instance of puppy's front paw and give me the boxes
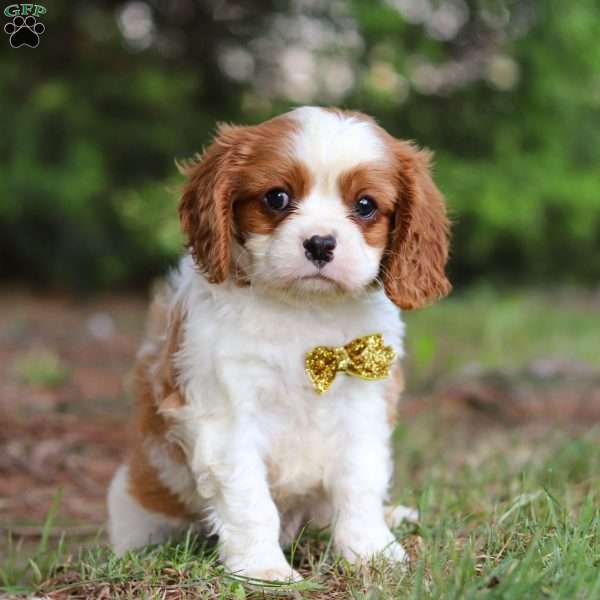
[243,566,303,583]
[226,555,302,583]
[379,539,408,563]
[335,526,408,565]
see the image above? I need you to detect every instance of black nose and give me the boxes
[303,234,336,267]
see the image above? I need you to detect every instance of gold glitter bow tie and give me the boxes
[305,333,396,394]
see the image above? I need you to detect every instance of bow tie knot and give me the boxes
[305,334,396,394]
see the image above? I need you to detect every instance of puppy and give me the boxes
[107,106,450,581]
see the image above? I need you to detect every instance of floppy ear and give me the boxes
[381,142,451,310]
[178,124,245,283]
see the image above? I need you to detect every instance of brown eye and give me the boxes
[264,188,291,212]
[355,196,377,219]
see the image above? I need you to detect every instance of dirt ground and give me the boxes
[1,290,599,544]
[0,292,146,534]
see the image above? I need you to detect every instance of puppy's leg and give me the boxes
[191,439,301,582]
[327,391,407,565]
[107,465,186,556]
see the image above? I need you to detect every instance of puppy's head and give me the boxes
[179,107,450,309]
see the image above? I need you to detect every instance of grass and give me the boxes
[3,420,600,599]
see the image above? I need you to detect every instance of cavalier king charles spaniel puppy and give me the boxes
[107,106,450,582]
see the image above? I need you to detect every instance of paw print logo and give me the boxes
[4,15,45,48]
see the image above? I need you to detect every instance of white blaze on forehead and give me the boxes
[290,107,387,195]
[294,193,349,236]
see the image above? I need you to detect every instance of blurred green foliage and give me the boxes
[1,0,598,290]
[403,287,600,388]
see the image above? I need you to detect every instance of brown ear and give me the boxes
[178,124,245,283]
[381,143,451,310]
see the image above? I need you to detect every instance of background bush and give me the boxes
[1,0,599,290]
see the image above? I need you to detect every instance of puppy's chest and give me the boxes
[219,311,379,491]
[257,386,346,494]
[241,335,353,460]
[182,289,402,488]
[198,292,403,421]
[227,298,398,376]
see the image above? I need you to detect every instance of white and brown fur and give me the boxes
[107,106,450,581]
